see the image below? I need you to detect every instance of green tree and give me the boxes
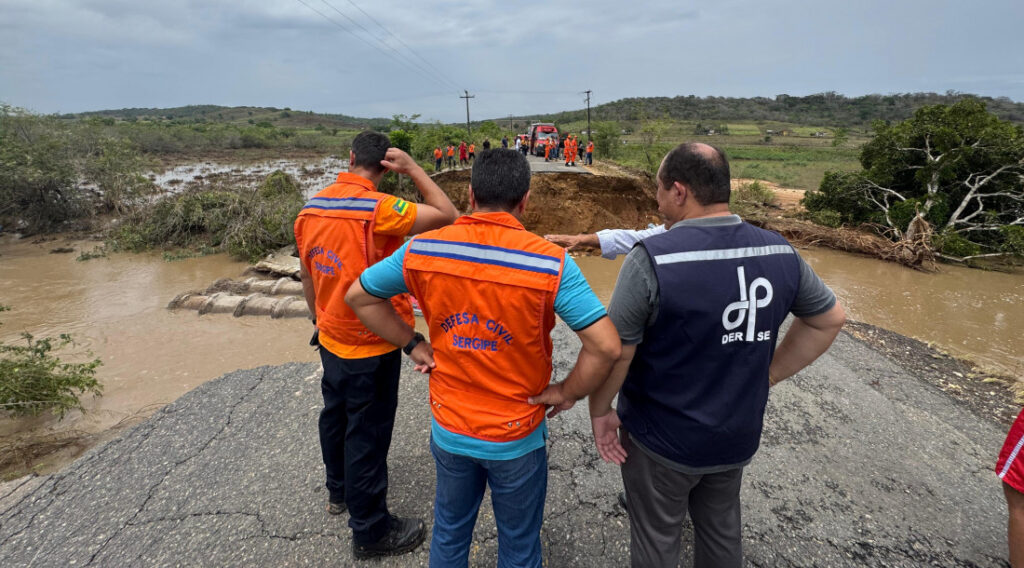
[476,121,502,142]
[804,99,1024,258]
[592,121,621,159]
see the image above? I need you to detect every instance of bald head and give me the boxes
[658,143,731,205]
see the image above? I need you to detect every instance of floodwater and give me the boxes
[0,236,320,471]
[574,248,1024,377]
[150,156,347,199]
[0,234,1021,475]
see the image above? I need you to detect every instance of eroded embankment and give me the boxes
[431,170,660,236]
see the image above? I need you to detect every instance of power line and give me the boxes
[293,0,458,95]
[338,0,461,92]
[316,0,462,93]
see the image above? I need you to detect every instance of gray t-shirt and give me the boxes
[608,214,837,474]
[609,215,836,345]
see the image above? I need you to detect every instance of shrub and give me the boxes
[935,230,982,258]
[733,180,777,207]
[807,209,843,228]
[109,170,304,262]
[0,306,102,418]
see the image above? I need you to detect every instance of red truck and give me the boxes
[527,123,559,156]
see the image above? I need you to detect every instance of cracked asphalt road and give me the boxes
[0,322,1011,566]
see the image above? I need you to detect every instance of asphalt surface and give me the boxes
[526,152,591,174]
[0,322,1011,567]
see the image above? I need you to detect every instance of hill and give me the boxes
[510,92,1024,128]
[65,105,390,130]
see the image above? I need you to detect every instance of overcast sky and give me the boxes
[2,0,1023,122]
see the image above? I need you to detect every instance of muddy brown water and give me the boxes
[574,249,1024,377]
[1,236,1021,476]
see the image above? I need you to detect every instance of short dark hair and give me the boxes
[350,130,390,175]
[470,149,531,210]
[658,143,731,205]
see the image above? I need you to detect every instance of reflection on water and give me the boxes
[575,247,1024,377]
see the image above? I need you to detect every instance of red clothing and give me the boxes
[459,143,468,160]
[998,408,1024,492]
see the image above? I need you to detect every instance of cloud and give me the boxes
[1,0,1022,120]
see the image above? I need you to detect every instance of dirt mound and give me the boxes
[431,171,659,235]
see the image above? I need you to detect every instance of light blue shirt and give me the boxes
[359,238,607,460]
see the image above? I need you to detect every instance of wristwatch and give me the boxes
[403,332,426,355]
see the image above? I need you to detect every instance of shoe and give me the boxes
[352,515,426,559]
[618,492,628,513]
[326,499,346,515]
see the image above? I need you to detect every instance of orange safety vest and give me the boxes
[403,212,565,442]
[434,148,443,159]
[294,173,414,348]
[586,141,594,153]
[447,146,455,157]
[469,144,475,153]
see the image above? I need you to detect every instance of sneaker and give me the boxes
[352,515,426,559]
[326,500,346,515]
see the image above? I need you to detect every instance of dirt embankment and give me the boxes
[431,170,660,236]
[431,169,939,271]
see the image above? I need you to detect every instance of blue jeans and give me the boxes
[429,438,547,568]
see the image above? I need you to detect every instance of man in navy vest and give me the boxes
[588,143,846,567]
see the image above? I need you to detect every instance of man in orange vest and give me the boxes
[346,149,622,567]
[446,143,456,170]
[543,138,551,161]
[294,130,458,559]
[433,146,443,171]
[468,142,476,163]
[585,139,594,165]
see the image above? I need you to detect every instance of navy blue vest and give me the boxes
[618,220,801,467]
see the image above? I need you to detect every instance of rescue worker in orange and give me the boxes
[433,147,443,172]
[459,141,468,168]
[346,149,622,567]
[565,134,575,167]
[543,138,551,161]
[294,130,458,559]
[586,139,594,165]
[446,143,456,170]
[468,142,476,163]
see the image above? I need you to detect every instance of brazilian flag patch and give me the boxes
[392,198,410,216]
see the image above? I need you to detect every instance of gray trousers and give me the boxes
[621,435,744,568]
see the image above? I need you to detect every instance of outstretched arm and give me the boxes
[381,148,459,234]
[545,225,667,259]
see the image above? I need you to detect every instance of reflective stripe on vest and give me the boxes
[302,196,378,212]
[619,221,800,467]
[295,180,414,347]
[403,213,564,442]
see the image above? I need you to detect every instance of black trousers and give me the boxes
[318,347,401,545]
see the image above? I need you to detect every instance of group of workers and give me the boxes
[537,134,595,166]
[295,130,850,566]
[434,140,489,172]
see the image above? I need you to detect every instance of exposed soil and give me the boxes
[431,170,661,236]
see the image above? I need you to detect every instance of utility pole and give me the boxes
[508,115,514,138]
[584,90,592,143]
[460,90,475,137]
